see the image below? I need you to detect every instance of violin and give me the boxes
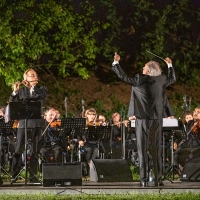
[87,121,100,126]
[13,120,19,128]
[112,120,130,127]
[50,120,61,127]
[191,120,200,134]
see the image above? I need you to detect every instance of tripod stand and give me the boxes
[8,101,42,185]
[61,118,86,163]
[0,119,14,179]
[163,131,180,182]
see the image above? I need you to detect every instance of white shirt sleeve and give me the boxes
[12,91,18,96]
[167,63,172,68]
[112,61,119,66]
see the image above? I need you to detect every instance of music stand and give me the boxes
[9,101,41,185]
[0,119,14,178]
[163,131,180,182]
[61,118,86,163]
[85,126,111,158]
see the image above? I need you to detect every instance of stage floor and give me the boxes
[0,180,200,195]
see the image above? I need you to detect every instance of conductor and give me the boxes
[112,53,176,187]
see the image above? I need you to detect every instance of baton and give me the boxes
[146,50,166,61]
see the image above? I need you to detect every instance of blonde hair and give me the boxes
[85,108,97,125]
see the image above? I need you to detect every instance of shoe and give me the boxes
[10,177,16,185]
[29,177,40,183]
[158,182,164,186]
[139,181,147,187]
[155,181,164,186]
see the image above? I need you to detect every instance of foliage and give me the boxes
[0,0,100,84]
[116,0,200,86]
[130,165,140,181]
[0,0,200,115]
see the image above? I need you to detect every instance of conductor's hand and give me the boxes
[114,52,120,62]
[164,57,172,65]
[13,82,20,93]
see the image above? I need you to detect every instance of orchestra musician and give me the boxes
[40,108,68,163]
[98,114,108,126]
[109,112,130,159]
[78,108,98,166]
[0,106,16,186]
[0,106,6,186]
[174,108,200,172]
[112,53,176,187]
[109,112,122,159]
[9,68,48,183]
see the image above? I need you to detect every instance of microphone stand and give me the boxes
[109,119,113,159]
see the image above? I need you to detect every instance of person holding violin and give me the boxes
[0,106,16,183]
[98,114,108,126]
[0,106,6,186]
[174,108,200,172]
[109,112,129,159]
[9,68,48,183]
[78,108,98,166]
[40,108,67,163]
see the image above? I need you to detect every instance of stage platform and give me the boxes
[0,180,199,195]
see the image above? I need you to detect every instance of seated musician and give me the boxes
[40,108,67,163]
[109,112,124,159]
[174,107,200,172]
[98,114,108,126]
[78,108,98,166]
[182,111,193,133]
[0,106,16,185]
[0,106,6,186]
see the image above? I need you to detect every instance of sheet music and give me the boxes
[130,118,179,128]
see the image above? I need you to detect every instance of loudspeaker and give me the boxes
[90,159,133,182]
[180,157,200,181]
[42,162,82,187]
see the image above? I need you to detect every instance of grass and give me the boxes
[0,193,200,200]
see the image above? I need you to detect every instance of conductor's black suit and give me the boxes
[112,62,176,186]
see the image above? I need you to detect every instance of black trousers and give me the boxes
[40,145,61,162]
[83,143,98,162]
[135,119,162,184]
[174,146,200,167]
[15,128,42,154]
[11,128,42,178]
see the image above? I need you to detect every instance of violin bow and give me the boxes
[81,98,85,118]
[42,113,57,136]
[64,97,68,118]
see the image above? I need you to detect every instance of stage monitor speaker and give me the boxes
[90,159,133,182]
[180,157,200,182]
[42,162,82,187]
